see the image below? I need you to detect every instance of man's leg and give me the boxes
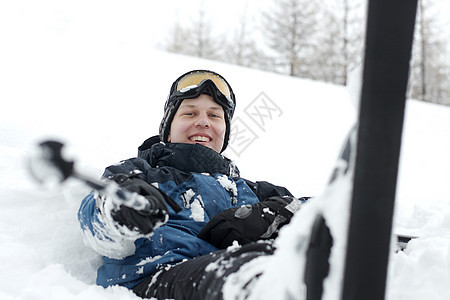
[133,242,274,300]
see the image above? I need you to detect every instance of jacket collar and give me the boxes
[138,136,239,177]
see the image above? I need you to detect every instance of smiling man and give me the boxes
[78,70,307,299]
[159,70,235,154]
[168,95,226,153]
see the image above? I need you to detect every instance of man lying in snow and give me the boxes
[78,69,307,299]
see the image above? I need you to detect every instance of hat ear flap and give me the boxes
[159,98,182,143]
[220,117,231,153]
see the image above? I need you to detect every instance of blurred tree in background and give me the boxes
[163,0,450,106]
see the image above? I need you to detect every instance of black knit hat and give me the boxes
[159,70,236,153]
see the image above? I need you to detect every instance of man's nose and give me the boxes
[195,113,210,128]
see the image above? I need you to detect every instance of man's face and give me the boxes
[168,94,226,153]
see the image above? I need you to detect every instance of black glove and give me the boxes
[198,196,305,249]
[107,173,172,235]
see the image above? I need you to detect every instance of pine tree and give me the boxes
[261,0,321,77]
[409,0,450,105]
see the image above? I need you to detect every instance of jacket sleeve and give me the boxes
[77,192,137,259]
[243,179,294,201]
[77,158,158,259]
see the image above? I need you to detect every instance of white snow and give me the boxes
[1,1,450,299]
[181,188,196,208]
[136,255,163,266]
[181,189,206,221]
[217,175,238,198]
[190,197,206,222]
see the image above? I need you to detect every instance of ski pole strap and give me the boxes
[159,189,182,213]
[285,197,308,214]
[259,197,305,239]
[263,196,306,220]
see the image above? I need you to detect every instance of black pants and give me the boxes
[133,242,275,300]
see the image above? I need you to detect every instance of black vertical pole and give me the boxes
[341,1,418,300]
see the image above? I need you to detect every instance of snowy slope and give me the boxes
[1,1,450,299]
[1,49,449,299]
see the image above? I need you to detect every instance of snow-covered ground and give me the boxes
[1,1,449,299]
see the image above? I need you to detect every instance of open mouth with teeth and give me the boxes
[189,135,211,143]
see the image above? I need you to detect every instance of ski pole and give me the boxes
[28,140,182,213]
[29,140,109,191]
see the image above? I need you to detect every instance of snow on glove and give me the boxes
[102,173,171,236]
[198,196,305,249]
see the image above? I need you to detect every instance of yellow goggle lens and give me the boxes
[176,71,232,100]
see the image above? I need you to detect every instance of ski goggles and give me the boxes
[171,70,235,108]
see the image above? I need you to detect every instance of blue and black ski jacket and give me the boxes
[78,136,293,288]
